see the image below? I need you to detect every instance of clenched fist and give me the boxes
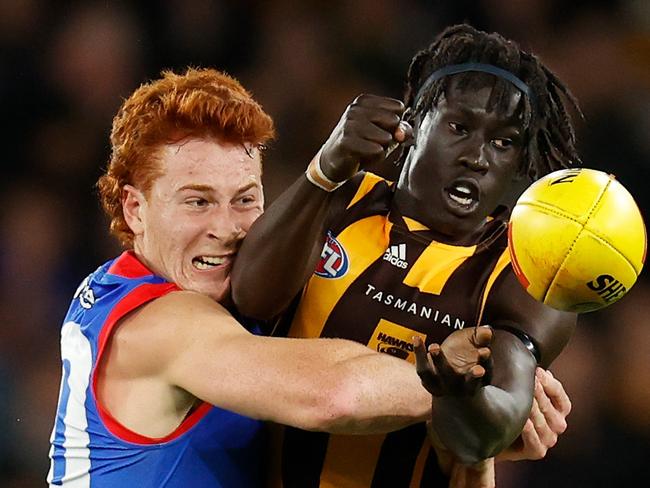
[319,94,413,182]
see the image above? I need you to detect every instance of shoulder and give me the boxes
[120,290,236,338]
[327,172,392,225]
[109,291,240,374]
[345,172,391,205]
[483,269,576,368]
[139,289,228,316]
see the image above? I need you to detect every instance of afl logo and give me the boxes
[315,232,349,279]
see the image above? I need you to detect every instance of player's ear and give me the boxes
[122,184,146,236]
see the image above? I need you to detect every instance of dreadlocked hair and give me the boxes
[403,24,582,180]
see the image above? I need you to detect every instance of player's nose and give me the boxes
[458,143,489,173]
[207,207,245,244]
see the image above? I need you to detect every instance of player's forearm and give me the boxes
[222,336,429,433]
[320,351,431,434]
[430,335,536,464]
[430,384,531,464]
[231,174,333,319]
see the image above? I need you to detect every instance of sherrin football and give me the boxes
[508,168,646,313]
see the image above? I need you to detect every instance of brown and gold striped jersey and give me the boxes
[271,173,513,488]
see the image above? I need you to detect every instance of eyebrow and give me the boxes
[449,105,487,119]
[177,184,214,193]
[177,182,260,194]
[450,105,522,130]
[235,182,259,194]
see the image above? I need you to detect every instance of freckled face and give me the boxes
[395,78,525,244]
[132,138,264,302]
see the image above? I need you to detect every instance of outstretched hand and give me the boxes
[414,326,493,397]
[318,94,413,183]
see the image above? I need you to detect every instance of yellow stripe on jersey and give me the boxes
[402,216,429,232]
[346,173,385,209]
[320,434,385,488]
[477,248,512,325]
[405,214,495,229]
[290,215,392,339]
[403,241,477,295]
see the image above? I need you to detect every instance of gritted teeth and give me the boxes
[192,255,226,270]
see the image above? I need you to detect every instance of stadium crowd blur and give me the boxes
[1,1,648,486]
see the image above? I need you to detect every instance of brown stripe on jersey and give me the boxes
[281,427,329,488]
[370,423,433,488]
[419,448,453,487]
[345,172,388,210]
[332,174,392,235]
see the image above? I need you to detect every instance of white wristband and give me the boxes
[305,149,347,192]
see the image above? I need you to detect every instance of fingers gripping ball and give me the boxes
[508,168,646,313]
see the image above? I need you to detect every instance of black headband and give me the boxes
[413,62,535,109]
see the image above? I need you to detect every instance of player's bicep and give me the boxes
[159,293,260,406]
[483,269,576,368]
[159,293,339,426]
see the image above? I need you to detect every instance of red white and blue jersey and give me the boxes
[47,251,265,487]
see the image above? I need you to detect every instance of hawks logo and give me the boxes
[315,232,349,279]
[368,319,426,365]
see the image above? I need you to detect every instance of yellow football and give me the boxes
[508,168,646,313]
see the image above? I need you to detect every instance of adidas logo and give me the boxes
[382,243,408,269]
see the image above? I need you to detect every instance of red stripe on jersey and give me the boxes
[92,281,213,444]
[99,399,212,445]
[107,251,155,279]
[507,222,530,289]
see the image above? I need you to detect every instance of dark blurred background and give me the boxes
[1,1,648,486]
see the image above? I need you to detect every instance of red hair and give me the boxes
[97,67,275,247]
